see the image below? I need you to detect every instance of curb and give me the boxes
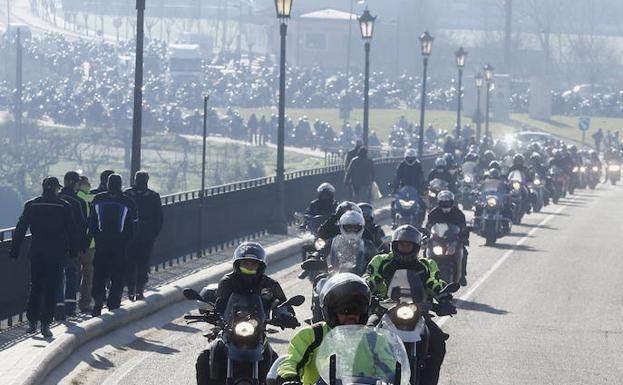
[14,206,390,385]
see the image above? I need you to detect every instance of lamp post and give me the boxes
[455,47,467,143]
[130,0,145,184]
[359,9,375,147]
[475,72,484,143]
[484,63,494,141]
[271,0,293,235]
[417,31,433,157]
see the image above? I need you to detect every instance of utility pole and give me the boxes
[504,0,512,74]
[131,0,146,184]
[15,27,22,145]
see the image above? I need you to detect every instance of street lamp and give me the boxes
[483,63,494,141]
[475,72,484,143]
[130,0,146,184]
[417,31,433,156]
[271,0,293,234]
[455,46,467,144]
[359,8,375,147]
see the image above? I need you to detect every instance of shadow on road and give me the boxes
[454,299,509,315]
[126,336,180,355]
[89,353,115,370]
[517,222,557,230]
[160,322,199,334]
[490,243,539,252]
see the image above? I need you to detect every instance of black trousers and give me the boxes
[125,238,154,295]
[92,242,127,309]
[422,318,447,385]
[27,262,64,323]
[196,339,276,385]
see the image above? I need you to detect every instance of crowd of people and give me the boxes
[9,170,163,337]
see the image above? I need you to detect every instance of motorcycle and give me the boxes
[587,164,600,189]
[267,325,411,385]
[607,162,621,185]
[548,166,565,204]
[507,170,527,224]
[294,212,329,263]
[460,161,478,211]
[392,186,424,228]
[376,270,459,385]
[426,178,449,212]
[183,287,305,385]
[528,173,546,213]
[424,223,465,285]
[473,179,512,246]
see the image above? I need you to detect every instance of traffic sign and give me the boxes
[578,117,591,132]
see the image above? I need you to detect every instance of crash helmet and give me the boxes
[530,152,541,164]
[404,148,418,166]
[488,168,501,179]
[569,145,578,154]
[334,201,363,219]
[317,182,336,201]
[443,153,457,168]
[338,211,365,241]
[320,273,371,327]
[464,152,479,162]
[434,157,447,171]
[482,150,496,165]
[513,154,525,167]
[391,225,423,262]
[437,190,455,212]
[489,160,501,170]
[233,242,267,278]
[357,202,375,225]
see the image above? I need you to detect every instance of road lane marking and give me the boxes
[438,197,573,328]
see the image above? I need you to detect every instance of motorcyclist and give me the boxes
[479,168,514,227]
[364,225,454,385]
[358,202,386,251]
[443,153,461,192]
[392,148,425,193]
[427,158,456,192]
[507,154,532,214]
[426,191,469,286]
[196,242,297,385]
[327,211,377,275]
[276,273,372,385]
[305,183,337,218]
[316,201,363,241]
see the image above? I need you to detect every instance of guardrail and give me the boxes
[0,154,438,328]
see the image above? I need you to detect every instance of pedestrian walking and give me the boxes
[77,175,96,313]
[89,174,137,316]
[124,171,163,301]
[56,171,89,319]
[9,177,78,337]
[344,147,376,203]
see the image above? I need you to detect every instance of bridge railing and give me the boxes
[0,154,438,327]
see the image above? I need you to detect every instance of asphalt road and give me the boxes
[44,185,623,385]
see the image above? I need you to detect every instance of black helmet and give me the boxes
[320,273,370,327]
[357,202,375,223]
[488,168,501,179]
[437,190,455,210]
[233,242,267,277]
[530,152,541,163]
[317,182,336,201]
[434,157,447,170]
[513,154,525,167]
[391,225,423,262]
[335,201,363,219]
[443,153,457,168]
[464,152,479,162]
[489,160,501,170]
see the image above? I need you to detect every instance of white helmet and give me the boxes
[338,211,365,241]
[404,148,417,159]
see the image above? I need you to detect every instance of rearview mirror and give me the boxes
[301,258,328,272]
[183,288,203,302]
[440,282,460,295]
[284,295,306,308]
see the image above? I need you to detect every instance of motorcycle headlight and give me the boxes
[580,167,587,173]
[487,197,498,208]
[592,166,599,172]
[533,179,541,186]
[432,245,444,256]
[572,166,579,173]
[234,321,256,337]
[399,199,415,209]
[314,238,326,250]
[608,165,620,172]
[512,182,521,191]
[464,175,473,184]
[396,305,416,320]
[428,191,437,198]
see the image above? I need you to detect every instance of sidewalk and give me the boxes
[0,203,391,385]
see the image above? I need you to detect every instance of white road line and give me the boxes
[437,197,573,328]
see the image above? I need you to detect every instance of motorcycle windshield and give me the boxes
[397,186,419,199]
[431,223,461,239]
[223,293,266,326]
[386,269,426,304]
[462,161,477,176]
[316,325,411,385]
[429,178,448,191]
[309,215,328,233]
[508,170,524,183]
[330,236,365,273]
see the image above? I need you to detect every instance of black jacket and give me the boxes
[59,187,89,250]
[89,191,137,243]
[305,199,337,217]
[427,169,457,192]
[124,187,163,241]
[345,149,375,189]
[214,272,288,315]
[316,215,340,240]
[426,206,468,241]
[393,161,425,192]
[10,194,78,263]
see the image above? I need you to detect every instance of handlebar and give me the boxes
[184,315,206,320]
